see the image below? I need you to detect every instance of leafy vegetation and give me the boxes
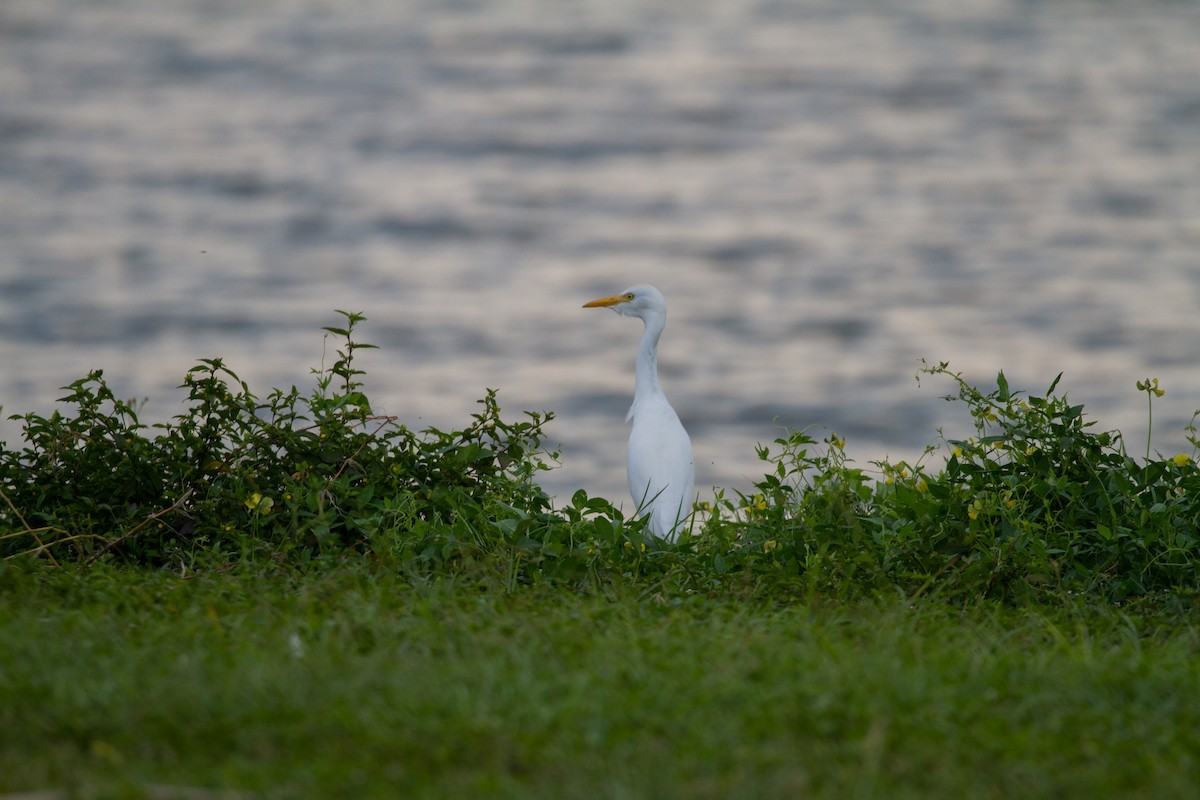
[0,312,557,573]
[4,312,1200,798]
[4,314,1200,604]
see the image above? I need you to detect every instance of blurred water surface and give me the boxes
[2,0,1199,504]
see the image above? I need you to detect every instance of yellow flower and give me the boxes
[951,446,963,458]
[763,539,779,553]
[1172,454,1191,467]
[1137,378,1166,397]
[244,492,274,513]
[829,434,846,451]
[968,498,984,521]
[743,493,767,513]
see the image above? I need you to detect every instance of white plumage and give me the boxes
[584,285,695,540]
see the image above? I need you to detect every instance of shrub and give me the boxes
[4,319,1200,605]
[681,363,1200,603]
[0,312,559,568]
[905,363,1200,600]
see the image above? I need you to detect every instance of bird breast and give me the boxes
[626,402,693,506]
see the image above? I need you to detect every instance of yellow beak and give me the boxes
[583,294,628,309]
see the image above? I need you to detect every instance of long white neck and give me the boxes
[631,312,666,413]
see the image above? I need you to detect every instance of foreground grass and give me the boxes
[1,562,1198,799]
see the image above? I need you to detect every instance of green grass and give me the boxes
[5,313,1200,797]
[2,561,1198,799]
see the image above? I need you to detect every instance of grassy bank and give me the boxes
[4,313,1200,798]
[2,562,1198,799]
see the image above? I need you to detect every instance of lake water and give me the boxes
[2,0,1199,505]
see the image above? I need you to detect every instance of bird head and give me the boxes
[582,285,666,320]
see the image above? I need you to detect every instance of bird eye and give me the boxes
[623,292,635,301]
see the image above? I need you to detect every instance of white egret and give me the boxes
[583,285,695,540]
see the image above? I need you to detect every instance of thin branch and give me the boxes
[0,486,62,567]
[322,415,397,498]
[8,531,108,561]
[85,489,194,565]
[0,485,32,529]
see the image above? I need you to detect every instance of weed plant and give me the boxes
[3,315,1200,604]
